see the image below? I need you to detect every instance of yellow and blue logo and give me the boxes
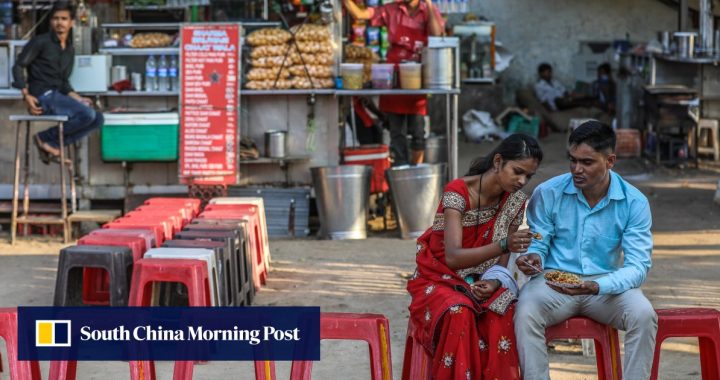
[36,320,71,347]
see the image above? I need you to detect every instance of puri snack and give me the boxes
[532,232,543,240]
[544,271,582,285]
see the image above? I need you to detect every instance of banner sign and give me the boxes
[18,307,320,361]
[179,23,240,185]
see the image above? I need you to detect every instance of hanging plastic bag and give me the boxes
[462,110,507,142]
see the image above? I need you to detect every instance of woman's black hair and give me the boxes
[465,134,543,176]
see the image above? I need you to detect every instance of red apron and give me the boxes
[379,22,427,115]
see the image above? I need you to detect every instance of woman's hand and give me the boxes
[471,279,500,300]
[507,229,532,253]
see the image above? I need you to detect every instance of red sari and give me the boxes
[407,178,527,379]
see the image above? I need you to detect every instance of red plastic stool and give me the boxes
[0,308,41,380]
[199,210,268,287]
[123,212,184,233]
[546,316,622,380]
[103,221,169,244]
[401,319,431,380]
[126,258,212,380]
[289,312,392,380]
[651,308,720,380]
[77,235,147,305]
[89,228,157,249]
[144,197,201,217]
[134,205,193,224]
[204,203,271,265]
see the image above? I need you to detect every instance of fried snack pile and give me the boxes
[544,271,582,285]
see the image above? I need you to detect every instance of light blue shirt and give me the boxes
[526,171,653,295]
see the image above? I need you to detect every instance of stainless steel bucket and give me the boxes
[311,165,372,240]
[422,47,453,90]
[265,130,287,158]
[425,135,447,164]
[386,163,445,239]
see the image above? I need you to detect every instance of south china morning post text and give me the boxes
[17,307,321,361]
[80,325,300,346]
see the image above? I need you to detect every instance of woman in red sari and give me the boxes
[408,134,543,379]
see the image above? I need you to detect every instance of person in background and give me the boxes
[515,121,657,379]
[342,0,444,166]
[593,62,616,115]
[12,1,103,164]
[408,134,543,379]
[349,96,385,145]
[534,63,590,112]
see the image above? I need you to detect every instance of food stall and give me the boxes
[0,0,462,237]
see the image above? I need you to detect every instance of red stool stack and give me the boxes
[651,308,720,380]
[545,316,622,380]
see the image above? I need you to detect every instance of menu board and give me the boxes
[179,23,240,185]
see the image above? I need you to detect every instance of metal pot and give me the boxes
[422,46,453,90]
[674,32,697,58]
[264,130,287,158]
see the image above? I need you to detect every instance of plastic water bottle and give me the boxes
[169,55,179,92]
[158,55,169,92]
[145,55,157,92]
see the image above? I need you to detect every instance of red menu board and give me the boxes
[179,23,240,185]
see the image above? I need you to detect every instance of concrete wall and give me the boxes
[466,0,678,103]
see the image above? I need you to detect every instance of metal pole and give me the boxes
[446,93,452,181]
[451,93,459,179]
[58,122,69,243]
[22,122,31,220]
[10,121,22,244]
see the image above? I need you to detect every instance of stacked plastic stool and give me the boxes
[53,245,134,307]
[142,247,221,306]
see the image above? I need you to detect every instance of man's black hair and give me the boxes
[51,1,75,19]
[598,63,612,75]
[538,63,552,75]
[568,120,616,153]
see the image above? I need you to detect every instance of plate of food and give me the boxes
[544,271,583,288]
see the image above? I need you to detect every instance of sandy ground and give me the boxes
[0,132,719,379]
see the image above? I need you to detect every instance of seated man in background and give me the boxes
[534,63,591,111]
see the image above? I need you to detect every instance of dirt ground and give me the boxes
[0,132,719,379]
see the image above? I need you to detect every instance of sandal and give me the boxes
[34,135,71,166]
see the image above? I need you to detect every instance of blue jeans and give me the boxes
[36,90,104,148]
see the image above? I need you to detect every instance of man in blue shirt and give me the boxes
[515,121,657,379]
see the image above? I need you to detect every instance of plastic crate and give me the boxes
[101,113,179,162]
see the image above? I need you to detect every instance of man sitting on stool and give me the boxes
[12,1,103,164]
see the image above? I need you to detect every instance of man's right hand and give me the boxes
[516,253,543,276]
[24,94,42,115]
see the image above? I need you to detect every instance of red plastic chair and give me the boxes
[144,197,201,217]
[89,228,157,249]
[77,235,147,305]
[198,211,268,288]
[103,221,169,244]
[0,308,41,380]
[400,319,431,380]
[289,312,393,380]
[651,308,720,380]
[545,316,622,380]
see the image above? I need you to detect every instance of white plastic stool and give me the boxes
[143,247,220,306]
[697,119,720,161]
[209,197,271,263]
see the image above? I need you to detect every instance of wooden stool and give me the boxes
[9,115,73,244]
[67,209,122,240]
[697,119,720,161]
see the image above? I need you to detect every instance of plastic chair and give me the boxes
[53,245,134,307]
[122,212,184,233]
[88,228,157,249]
[651,308,720,380]
[400,318,431,380]
[207,197,271,261]
[289,312,393,380]
[142,248,220,306]
[0,308,41,380]
[545,316,622,380]
[76,235,146,305]
[134,205,193,224]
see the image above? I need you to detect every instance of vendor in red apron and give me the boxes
[343,0,445,165]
